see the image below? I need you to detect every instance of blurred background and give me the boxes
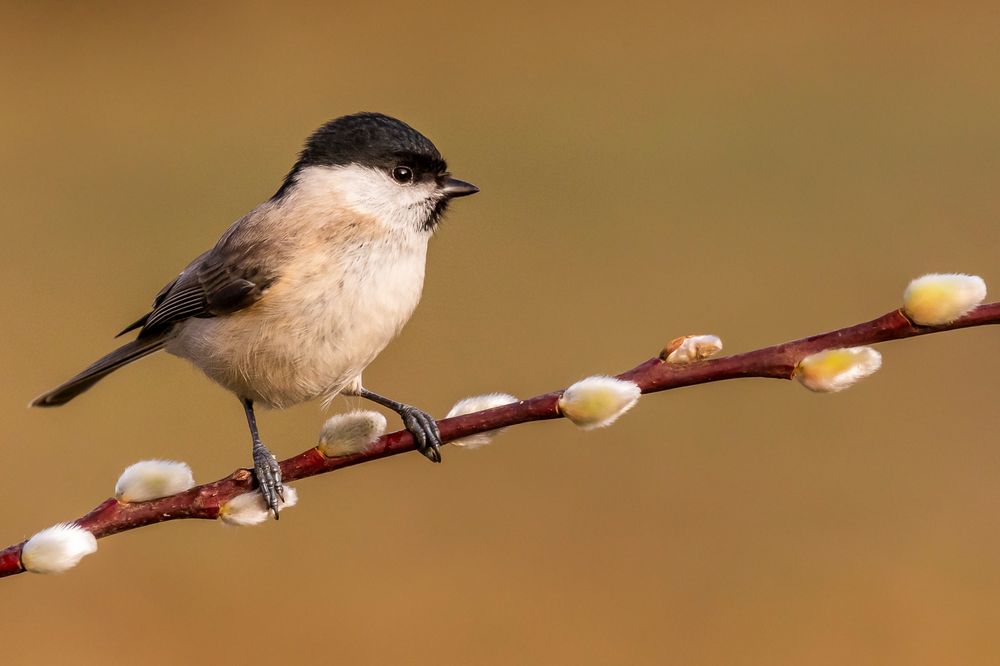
[3,2,999,664]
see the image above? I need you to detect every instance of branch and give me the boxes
[4,297,998,579]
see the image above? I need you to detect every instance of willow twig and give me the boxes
[2,302,997,578]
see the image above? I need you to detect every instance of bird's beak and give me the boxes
[440,177,479,199]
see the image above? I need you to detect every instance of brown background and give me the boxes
[3,3,999,664]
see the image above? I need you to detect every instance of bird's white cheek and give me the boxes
[297,165,437,233]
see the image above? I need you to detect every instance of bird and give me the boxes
[31,112,479,517]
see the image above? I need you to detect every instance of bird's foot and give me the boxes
[399,405,442,463]
[252,441,284,519]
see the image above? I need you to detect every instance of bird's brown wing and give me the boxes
[117,237,281,339]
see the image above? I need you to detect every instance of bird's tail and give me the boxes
[30,336,166,407]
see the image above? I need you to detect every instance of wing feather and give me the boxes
[123,236,280,339]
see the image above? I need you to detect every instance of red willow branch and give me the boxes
[3,301,998,578]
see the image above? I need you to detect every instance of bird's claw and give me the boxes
[400,406,442,463]
[252,442,283,519]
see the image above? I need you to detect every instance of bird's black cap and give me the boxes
[275,113,447,198]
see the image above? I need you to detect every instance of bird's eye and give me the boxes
[391,166,414,184]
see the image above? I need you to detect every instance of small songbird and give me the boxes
[32,112,479,516]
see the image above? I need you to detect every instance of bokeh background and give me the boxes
[3,3,999,664]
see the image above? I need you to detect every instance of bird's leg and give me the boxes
[354,388,442,463]
[241,397,284,519]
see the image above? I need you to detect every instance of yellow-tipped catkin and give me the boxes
[796,347,882,393]
[558,376,641,430]
[446,393,518,448]
[903,273,986,325]
[318,411,387,457]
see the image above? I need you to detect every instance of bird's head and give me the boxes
[275,112,478,233]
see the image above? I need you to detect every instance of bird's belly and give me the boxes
[165,250,425,408]
[166,317,353,408]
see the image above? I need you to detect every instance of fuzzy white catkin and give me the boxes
[558,376,641,430]
[115,460,195,502]
[21,523,98,574]
[219,486,299,526]
[318,411,387,457]
[796,347,882,393]
[446,393,519,448]
[903,273,987,325]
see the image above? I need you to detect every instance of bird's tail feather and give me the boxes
[31,336,166,407]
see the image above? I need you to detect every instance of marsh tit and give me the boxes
[32,112,479,516]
